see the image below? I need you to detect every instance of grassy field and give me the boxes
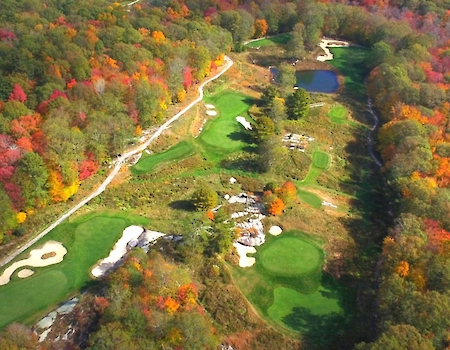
[328,46,370,99]
[131,141,196,175]
[245,34,291,48]
[0,211,148,328]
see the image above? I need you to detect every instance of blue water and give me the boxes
[295,70,339,93]
[270,68,339,93]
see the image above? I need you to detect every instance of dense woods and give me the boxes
[1,0,450,348]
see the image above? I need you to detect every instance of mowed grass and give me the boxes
[297,189,322,209]
[329,105,348,124]
[245,33,291,48]
[0,210,149,329]
[198,90,254,161]
[259,237,322,276]
[132,141,195,175]
[267,284,345,344]
[313,151,330,169]
[328,46,370,99]
[230,231,350,344]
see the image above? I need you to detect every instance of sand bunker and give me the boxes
[0,241,67,286]
[317,39,349,62]
[18,269,34,278]
[206,110,217,116]
[233,242,256,267]
[91,225,145,278]
[205,104,215,109]
[269,226,283,236]
[236,116,252,130]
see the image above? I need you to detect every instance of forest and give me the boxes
[0,0,449,348]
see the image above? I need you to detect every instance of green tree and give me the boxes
[275,62,295,98]
[253,116,275,142]
[14,152,49,208]
[355,324,434,350]
[286,88,310,120]
[287,22,306,60]
[192,185,217,211]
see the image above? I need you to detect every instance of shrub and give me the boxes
[192,185,218,211]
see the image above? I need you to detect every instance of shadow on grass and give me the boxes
[283,307,346,346]
[169,200,196,211]
[227,131,252,143]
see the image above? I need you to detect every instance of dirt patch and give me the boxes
[41,252,56,259]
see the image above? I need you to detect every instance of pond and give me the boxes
[295,70,339,93]
[270,68,339,93]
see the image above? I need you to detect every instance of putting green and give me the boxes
[259,236,322,276]
[329,105,348,124]
[267,286,344,334]
[313,151,330,170]
[132,141,195,174]
[198,91,253,157]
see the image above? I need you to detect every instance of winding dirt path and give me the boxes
[0,56,233,268]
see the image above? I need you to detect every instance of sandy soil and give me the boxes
[233,242,256,267]
[317,39,350,62]
[269,226,283,236]
[236,116,252,130]
[18,269,34,278]
[0,241,67,285]
[91,225,145,278]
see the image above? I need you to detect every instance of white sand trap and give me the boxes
[233,242,256,267]
[205,104,215,109]
[269,226,283,236]
[91,225,144,278]
[206,110,217,116]
[18,269,34,278]
[0,241,67,286]
[317,39,349,62]
[236,116,252,130]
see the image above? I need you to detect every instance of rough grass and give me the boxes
[0,210,149,329]
[259,236,322,276]
[312,151,330,170]
[131,140,196,175]
[245,34,291,48]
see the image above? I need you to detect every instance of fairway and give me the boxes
[259,237,322,276]
[328,46,369,98]
[267,286,345,340]
[313,151,330,169]
[0,211,149,329]
[245,34,291,48]
[329,105,348,124]
[132,141,195,175]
